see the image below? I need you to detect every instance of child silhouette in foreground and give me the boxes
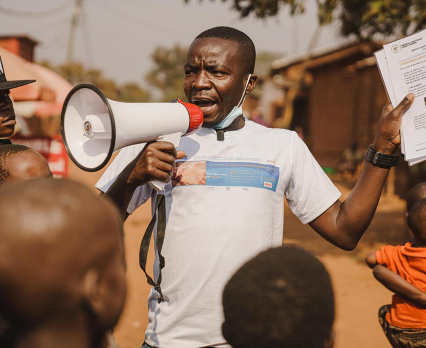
[222,245,335,348]
[0,179,126,348]
[367,197,426,348]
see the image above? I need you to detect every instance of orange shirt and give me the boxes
[376,243,426,328]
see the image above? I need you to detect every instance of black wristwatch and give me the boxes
[365,145,399,169]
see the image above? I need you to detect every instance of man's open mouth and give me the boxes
[191,98,218,117]
[192,100,216,108]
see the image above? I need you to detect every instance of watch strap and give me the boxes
[365,145,399,169]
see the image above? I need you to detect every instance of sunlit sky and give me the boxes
[0,0,347,84]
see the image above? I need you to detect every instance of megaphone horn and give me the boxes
[61,84,203,179]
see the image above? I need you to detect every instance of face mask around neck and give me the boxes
[213,74,252,130]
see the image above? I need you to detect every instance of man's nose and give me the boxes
[192,71,211,89]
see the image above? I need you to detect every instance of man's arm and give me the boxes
[373,264,426,308]
[309,94,414,250]
[104,141,185,220]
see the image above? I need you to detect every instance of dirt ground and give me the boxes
[69,161,408,348]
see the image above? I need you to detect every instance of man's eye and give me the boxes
[211,70,224,76]
[185,70,195,76]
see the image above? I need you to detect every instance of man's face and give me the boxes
[184,38,251,128]
[0,90,15,138]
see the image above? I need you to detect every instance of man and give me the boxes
[222,245,335,348]
[0,54,35,144]
[97,27,413,347]
[0,179,126,348]
[0,144,52,184]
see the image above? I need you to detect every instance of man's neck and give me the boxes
[223,114,245,131]
[214,115,245,141]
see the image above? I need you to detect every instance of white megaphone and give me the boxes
[61,84,203,190]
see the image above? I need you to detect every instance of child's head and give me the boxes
[0,144,52,185]
[407,182,426,213]
[0,179,126,346]
[407,198,426,243]
[222,245,335,348]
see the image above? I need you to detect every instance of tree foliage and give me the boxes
[184,0,426,41]
[320,0,426,40]
[119,83,152,103]
[145,45,188,102]
[255,51,283,77]
[39,61,151,102]
[183,0,305,18]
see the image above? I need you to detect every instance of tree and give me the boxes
[145,45,188,102]
[119,83,151,103]
[319,0,426,40]
[56,63,120,99]
[183,0,305,18]
[184,0,426,41]
[251,51,283,98]
[255,51,283,77]
[39,61,151,102]
[55,62,87,86]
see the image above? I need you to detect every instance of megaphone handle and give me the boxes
[149,181,165,191]
[149,132,182,191]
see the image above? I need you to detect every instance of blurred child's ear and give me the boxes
[324,330,334,348]
[82,268,103,316]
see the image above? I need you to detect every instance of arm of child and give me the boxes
[366,252,377,269]
[373,264,426,308]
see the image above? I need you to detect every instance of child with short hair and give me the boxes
[222,245,335,348]
[0,179,126,348]
[366,198,426,348]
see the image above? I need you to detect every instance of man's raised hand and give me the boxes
[372,93,414,154]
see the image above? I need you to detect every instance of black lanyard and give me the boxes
[139,192,167,303]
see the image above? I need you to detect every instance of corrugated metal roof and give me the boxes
[271,40,381,71]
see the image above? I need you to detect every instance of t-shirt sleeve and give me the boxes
[95,144,153,215]
[376,245,398,272]
[285,132,341,224]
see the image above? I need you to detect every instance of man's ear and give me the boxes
[245,74,258,95]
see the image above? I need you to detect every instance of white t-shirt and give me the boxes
[96,120,341,348]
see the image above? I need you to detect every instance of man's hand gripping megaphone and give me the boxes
[128,135,186,191]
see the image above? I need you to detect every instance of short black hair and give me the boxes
[407,198,426,243]
[222,245,334,348]
[0,144,30,183]
[407,182,426,212]
[195,26,256,74]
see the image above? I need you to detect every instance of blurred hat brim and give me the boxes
[0,79,36,91]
